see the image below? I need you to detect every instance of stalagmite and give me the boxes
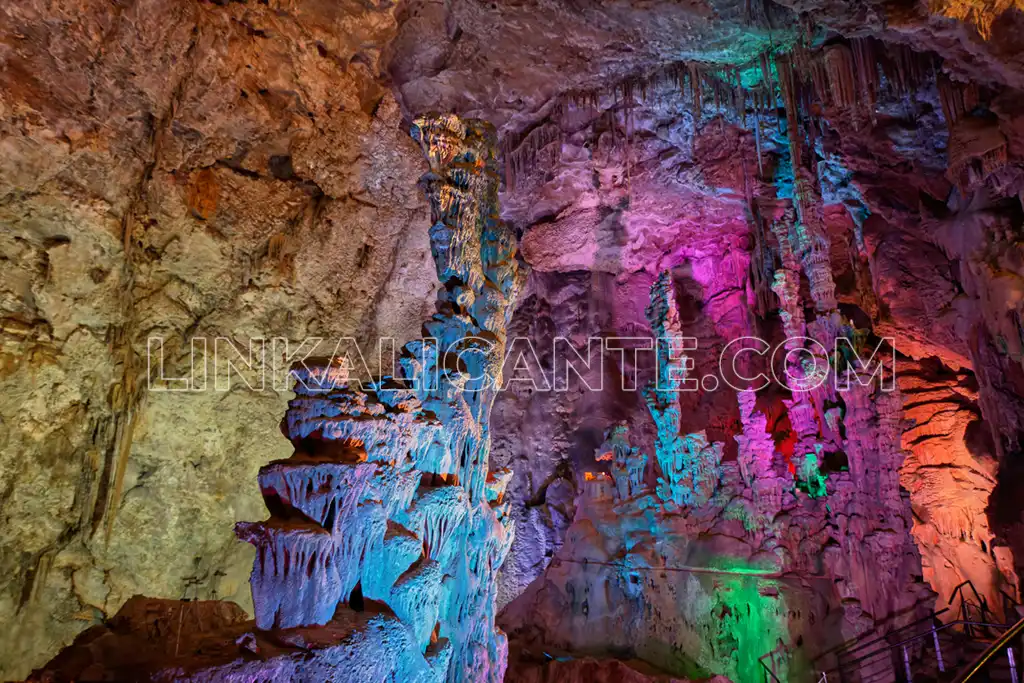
[795,223,838,313]
[734,389,776,488]
[643,272,724,508]
[233,114,522,683]
[796,445,827,498]
[769,208,806,345]
[595,422,649,500]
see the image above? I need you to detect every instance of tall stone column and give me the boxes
[236,114,521,683]
[770,208,821,470]
[735,388,785,516]
[644,271,723,508]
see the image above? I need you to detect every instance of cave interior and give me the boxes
[4,0,1024,682]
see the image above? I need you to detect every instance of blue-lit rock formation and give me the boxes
[236,114,522,682]
[27,114,521,683]
[644,272,724,509]
[501,257,935,683]
[595,423,648,501]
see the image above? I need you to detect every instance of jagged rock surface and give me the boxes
[6,0,1024,680]
[0,1,439,677]
[30,114,522,683]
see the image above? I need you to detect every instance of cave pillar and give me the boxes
[769,207,807,347]
[735,389,784,515]
[644,271,724,507]
[236,114,521,683]
[768,209,826,478]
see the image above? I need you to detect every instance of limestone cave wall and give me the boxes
[5,0,1024,681]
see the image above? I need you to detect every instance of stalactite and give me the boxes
[759,52,774,106]
[714,78,724,133]
[759,51,779,133]
[807,102,819,179]
[235,520,343,629]
[822,43,858,111]
[777,54,802,171]
[885,43,933,97]
[735,66,746,129]
[690,63,703,123]
[809,56,830,108]
[851,38,878,124]
[754,109,763,176]
[407,486,470,561]
[390,560,445,650]
[938,74,980,130]
[501,123,562,193]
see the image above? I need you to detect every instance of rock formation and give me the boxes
[595,423,649,502]
[29,114,522,683]
[235,113,522,681]
[500,262,934,682]
[6,0,1024,681]
[734,389,775,489]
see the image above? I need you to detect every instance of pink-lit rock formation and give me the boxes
[6,0,1024,680]
[500,263,935,682]
[734,389,775,489]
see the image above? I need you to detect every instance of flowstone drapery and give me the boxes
[237,114,522,683]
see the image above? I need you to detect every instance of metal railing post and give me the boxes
[1007,645,1018,683]
[933,622,945,672]
[903,644,913,682]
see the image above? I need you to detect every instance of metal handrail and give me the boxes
[764,615,1019,683]
[950,613,1024,683]
[949,580,984,605]
[759,645,787,683]
[814,608,949,665]
[804,583,992,674]
[1000,587,1022,618]
[949,580,991,621]
[818,618,1012,678]
[759,659,783,683]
